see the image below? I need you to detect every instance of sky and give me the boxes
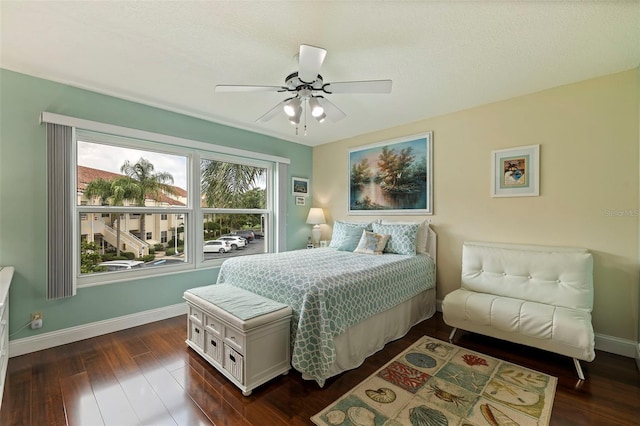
[78,141,188,190]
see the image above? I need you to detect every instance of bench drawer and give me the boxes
[224,326,245,353]
[204,315,223,338]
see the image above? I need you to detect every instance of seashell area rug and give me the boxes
[311,336,557,426]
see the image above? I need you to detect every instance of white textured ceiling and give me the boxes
[1,1,639,146]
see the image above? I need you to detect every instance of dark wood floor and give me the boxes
[1,312,639,425]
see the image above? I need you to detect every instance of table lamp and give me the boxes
[306,207,326,247]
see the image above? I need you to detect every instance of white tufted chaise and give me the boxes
[442,241,595,380]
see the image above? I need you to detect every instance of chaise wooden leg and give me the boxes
[448,328,457,343]
[573,358,585,380]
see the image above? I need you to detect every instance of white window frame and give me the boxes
[41,112,290,290]
[198,151,274,263]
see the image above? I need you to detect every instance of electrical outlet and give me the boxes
[30,312,43,329]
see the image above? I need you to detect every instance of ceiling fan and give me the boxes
[215,44,392,135]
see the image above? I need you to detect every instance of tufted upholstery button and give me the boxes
[528,276,532,279]
[502,272,507,276]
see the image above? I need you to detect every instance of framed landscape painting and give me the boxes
[491,144,540,197]
[349,132,433,214]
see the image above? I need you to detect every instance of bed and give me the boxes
[214,220,437,386]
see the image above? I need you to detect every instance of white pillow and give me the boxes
[380,220,430,254]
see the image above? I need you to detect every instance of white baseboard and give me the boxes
[436,298,638,359]
[9,300,640,361]
[594,333,637,358]
[9,303,188,358]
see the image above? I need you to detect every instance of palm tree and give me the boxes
[201,160,264,208]
[120,158,175,243]
[84,177,141,256]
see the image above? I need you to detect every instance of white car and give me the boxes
[203,240,232,253]
[98,260,145,271]
[216,236,246,249]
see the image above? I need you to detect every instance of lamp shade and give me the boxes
[284,97,302,117]
[308,96,325,117]
[306,208,326,225]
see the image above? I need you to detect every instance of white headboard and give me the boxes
[427,225,437,263]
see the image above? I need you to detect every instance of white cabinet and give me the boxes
[184,289,292,396]
[0,267,14,410]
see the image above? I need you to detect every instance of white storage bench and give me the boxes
[184,284,292,396]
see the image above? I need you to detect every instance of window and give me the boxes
[200,158,269,261]
[69,128,283,287]
[44,113,289,296]
[76,132,189,282]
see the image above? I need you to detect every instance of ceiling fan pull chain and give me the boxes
[304,103,308,136]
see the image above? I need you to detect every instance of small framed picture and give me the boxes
[491,144,540,197]
[295,196,305,206]
[320,240,328,248]
[292,177,309,196]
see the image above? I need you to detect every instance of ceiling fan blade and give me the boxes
[316,97,346,122]
[215,85,286,93]
[323,80,392,94]
[255,100,287,122]
[298,44,327,83]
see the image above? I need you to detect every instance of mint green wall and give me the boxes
[0,69,313,339]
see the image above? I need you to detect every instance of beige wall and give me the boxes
[313,69,639,342]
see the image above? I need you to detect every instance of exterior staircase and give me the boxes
[81,217,149,256]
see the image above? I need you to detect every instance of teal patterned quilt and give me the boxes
[216,248,436,386]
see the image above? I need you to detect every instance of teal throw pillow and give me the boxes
[329,221,373,251]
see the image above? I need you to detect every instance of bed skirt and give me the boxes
[304,287,436,384]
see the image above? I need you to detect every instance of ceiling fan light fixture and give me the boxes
[308,96,324,117]
[284,97,302,117]
[288,107,302,124]
[315,112,326,123]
